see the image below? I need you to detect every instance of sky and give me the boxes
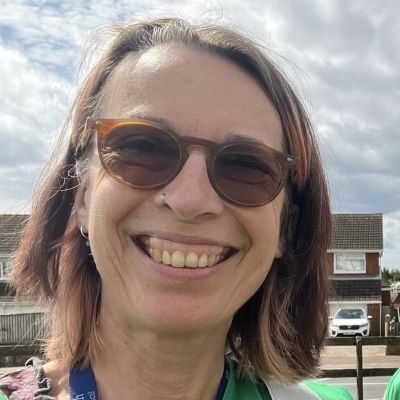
[0,0,399,267]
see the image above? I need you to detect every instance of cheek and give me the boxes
[246,199,283,259]
[86,178,141,275]
[231,203,283,301]
[88,174,143,225]
[248,232,280,286]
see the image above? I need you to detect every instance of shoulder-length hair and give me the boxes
[12,17,331,383]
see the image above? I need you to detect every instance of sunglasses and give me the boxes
[82,118,297,207]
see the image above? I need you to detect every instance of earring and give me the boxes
[80,225,90,248]
[161,192,167,205]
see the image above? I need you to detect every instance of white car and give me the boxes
[330,308,371,337]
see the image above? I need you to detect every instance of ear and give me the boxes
[74,181,91,231]
[275,204,299,259]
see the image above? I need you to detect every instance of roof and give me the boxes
[329,278,382,301]
[391,293,400,305]
[0,214,29,254]
[330,213,383,250]
[381,277,391,288]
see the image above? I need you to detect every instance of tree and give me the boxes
[382,267,392,281]
[392,270,400,282]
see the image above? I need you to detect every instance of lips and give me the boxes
[132,235,237,269]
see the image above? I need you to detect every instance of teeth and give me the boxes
[147,248,224,268]
[153,249,162,263]
[185,252,199,268]
[171,251,185,268]
[162,250,171,265]
[207,254,217,267]
[198,254,208,268]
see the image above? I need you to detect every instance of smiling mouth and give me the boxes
[133,235,237,269]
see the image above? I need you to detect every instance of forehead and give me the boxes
[98,45,283,149]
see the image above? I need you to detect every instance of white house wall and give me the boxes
[0,300,46,315]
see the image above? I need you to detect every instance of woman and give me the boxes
[0,18,352,399]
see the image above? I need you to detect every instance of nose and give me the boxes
[157,149,224,220]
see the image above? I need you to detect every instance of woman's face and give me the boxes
[76,45,286,335]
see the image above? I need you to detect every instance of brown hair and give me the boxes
[11,17,331,383]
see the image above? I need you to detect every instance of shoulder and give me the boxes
[263,379,353,400]
[225,359,353,400]
[224,359,271,399]
[302,380,354,400]
[384,368,400,400]
[0,357,54,399]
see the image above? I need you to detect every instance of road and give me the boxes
[319,345,399,399]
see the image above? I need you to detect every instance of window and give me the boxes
[0,258,12,280]
[334,252,366,274]
[335,309,366,319]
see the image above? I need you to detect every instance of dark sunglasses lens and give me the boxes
[215,144,283,205]
[101,124,180,187]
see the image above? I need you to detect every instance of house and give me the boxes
[388,283,400,321]
[381,278,391,307]
[328,213,383,336]
[0,214,28,286]
[0,214,43,314]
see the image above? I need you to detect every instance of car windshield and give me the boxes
[336,309,366,319]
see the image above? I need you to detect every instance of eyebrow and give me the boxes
[121,111,178,134]
[224,133,265,145]
[120,111,266,145]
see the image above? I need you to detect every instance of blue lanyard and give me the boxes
[69,361,228,400]
[69,364,98,400]
[215,360,229,399]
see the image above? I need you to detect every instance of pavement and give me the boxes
[321,345,400,369]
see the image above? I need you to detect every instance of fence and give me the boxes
[0,313,46,345]
[323,336,400,400]
[390,319,400,336]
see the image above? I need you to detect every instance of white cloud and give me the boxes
[0,0,399,265]
[383,212,400,268]
[0,43,73,150]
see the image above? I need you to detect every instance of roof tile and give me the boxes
[0,214,29,254]
[329,278,382,301]
[330,213,383,250]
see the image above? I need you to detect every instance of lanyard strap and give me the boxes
[215,360,229,400]
[69,364,98,400]
[69,360,228,400]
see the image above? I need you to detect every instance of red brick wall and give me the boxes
[366,253,380,276]
[367,304,380,336]
[382,290,391,306]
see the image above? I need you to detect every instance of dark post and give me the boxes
[356,336,363,400]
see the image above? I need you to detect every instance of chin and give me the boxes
[128,294,230,335]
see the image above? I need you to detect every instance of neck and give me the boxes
[91,311,229,400]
